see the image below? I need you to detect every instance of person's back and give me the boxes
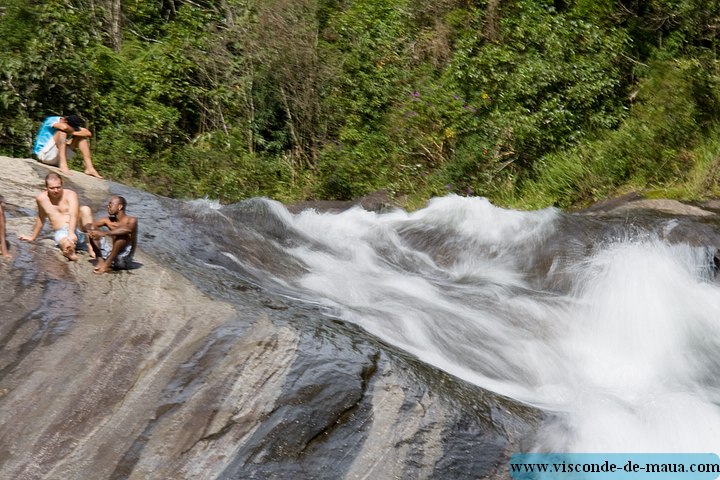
[32,116,62,157]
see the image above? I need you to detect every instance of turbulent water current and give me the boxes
[137,192,720,455]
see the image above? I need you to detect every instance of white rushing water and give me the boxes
[268,195,720,453]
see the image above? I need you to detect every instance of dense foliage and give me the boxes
[1,0,720,208]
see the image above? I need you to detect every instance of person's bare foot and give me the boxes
[60,167,72,176]
[61,242,78,261]
[93,264,109,274]
[84,169,103,178]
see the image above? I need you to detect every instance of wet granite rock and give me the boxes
[0,157,540,479]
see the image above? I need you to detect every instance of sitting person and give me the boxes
[87,195,138,274]
[0,194,9,258]
[19,172,95,261]
[32,114,102,178]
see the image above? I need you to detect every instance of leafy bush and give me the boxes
[2,0,720,210]
[521,58,712,208]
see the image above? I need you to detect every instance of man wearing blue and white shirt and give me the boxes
[32,115,102,178]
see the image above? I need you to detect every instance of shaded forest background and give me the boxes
[2,0,720,209]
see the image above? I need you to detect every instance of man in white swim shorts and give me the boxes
[32,115,102,178]
[19,172,95,261]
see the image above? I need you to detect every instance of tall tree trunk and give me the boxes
[485,0,502,42]
[107,0,122,51]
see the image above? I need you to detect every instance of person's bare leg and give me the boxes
[94,237,128,274]
[79,206,96,259]
[72,138,102,178]
[0,202,9,258]
[54,131,71,175]
[87,231,102,261]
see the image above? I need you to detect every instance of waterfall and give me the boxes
[203,194,720,453]
[11,157,720,477]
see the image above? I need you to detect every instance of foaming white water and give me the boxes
[286,196,563,399]
[545,240,720,452]
[186,197,223,210]
[279,195,720,452]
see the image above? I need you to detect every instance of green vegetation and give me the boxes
[1,0,720,209]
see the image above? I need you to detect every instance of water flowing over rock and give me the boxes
[3,156,720,479]
[0,158,540,479]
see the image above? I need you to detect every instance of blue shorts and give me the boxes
[53,226,88,250]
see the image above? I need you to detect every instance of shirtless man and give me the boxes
[19,172,95,261]
[86,195,137,274]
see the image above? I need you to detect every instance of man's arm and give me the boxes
[71,127,92,139]
[87,216,112,232]
[66,191,80,243]
[19,197,47,242]
[96,218,136,238]
[87,217,137,243]
[51,120,75,135]
[54,121,92,140]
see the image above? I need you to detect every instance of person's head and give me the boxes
[107,195,127,216]
[45,172,64,199]
[64,115,84,132]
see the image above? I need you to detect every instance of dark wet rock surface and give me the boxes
[0,157,540,479]
[4,156,720,478]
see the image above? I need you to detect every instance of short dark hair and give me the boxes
[65,114,84,131]
[112,195,127,210]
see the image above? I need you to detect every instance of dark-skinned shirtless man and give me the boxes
[87,195,137,274]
